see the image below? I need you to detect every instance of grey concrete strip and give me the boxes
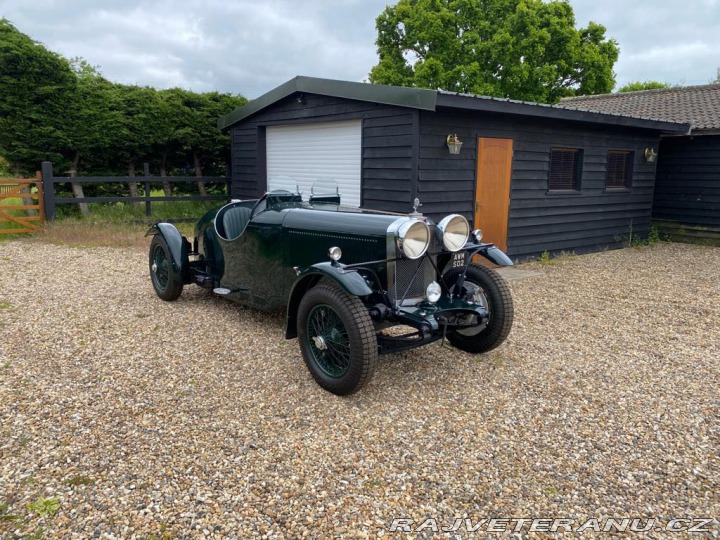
[495,267,544,281]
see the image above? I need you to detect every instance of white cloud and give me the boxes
[1,0,718,97]
[571,0,720,87]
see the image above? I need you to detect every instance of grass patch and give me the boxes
[2,188,220,248]
[31,202,208,250]
[0,301,12,309]
[36,190,216,248]
[0,195,37,232]
[0,501,21,523]
[27,497,60,517]
[64,475,94,487]
[532,250,575,267]
[630,223,663,248]
[32,220,152,250]
[55,189,219,223]
[538,251,556,266]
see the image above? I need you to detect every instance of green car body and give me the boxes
[148,189,514,395]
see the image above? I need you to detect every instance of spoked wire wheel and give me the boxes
[149,235,183,301]
[297,283,377,395]
[306,304,351,378]
[443,264,513,353]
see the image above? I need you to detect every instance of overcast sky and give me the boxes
[1,0,718,99]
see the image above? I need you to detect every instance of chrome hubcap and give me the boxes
[312,335,328,350]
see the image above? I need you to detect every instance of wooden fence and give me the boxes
[0,176,45,234]
[41,161,231,221]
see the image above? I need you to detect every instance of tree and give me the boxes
[162,89,246,195]
[60,59,127,214]
[111,84,168,205]
[618,81,670,93]
[369,0,619,103]
[66,59,125,172]
[0,19,76,174]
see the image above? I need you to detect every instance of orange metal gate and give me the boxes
[0,177,45,234]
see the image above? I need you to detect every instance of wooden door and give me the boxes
[475,138,513,251]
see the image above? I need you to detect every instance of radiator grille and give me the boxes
[394,257,436,304]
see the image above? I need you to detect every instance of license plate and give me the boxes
[451,252,466,269]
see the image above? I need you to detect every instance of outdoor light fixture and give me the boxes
[447,134,463,155]
[644,147,657,163]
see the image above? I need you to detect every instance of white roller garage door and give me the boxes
[266,120,362,207]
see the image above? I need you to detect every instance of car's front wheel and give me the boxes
[297,283,377,395]
[443,263,514,354]
[149,235,183,301]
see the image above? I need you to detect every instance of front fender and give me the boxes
[285,262,374,339]
[476,245,513,266]
[146,223,189,275]
[438,243,514,272]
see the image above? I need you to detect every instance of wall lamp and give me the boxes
[446,134,463,155]
[644,147,657,163]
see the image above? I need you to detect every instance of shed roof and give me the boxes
[561,84,720,132]
[218,76,690,133]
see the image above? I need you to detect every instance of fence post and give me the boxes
[143,163,151,218]
[41,161,55,221]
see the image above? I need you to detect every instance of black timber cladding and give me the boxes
[653,135,720,245]
[223,76,691,258]
[230,93,419,213]
[420,108,663,258]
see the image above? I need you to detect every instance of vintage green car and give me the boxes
[147,187,514,395]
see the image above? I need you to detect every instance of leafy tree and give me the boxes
[0,155,10,176]
[369,0,619,103]
[117,85,172,204]
[618,81,670,93]
[0,19,76,174]
[162,89,246,195]
[60,59,128,214]
[66,59,125,173]
[1,19,246,216]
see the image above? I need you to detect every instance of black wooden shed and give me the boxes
[219,76,688,258]
[564,84,720,246]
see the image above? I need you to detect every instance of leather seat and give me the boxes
[222,206,252,240]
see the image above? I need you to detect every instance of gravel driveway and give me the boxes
[1,240,718,539]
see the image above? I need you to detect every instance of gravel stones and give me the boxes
[0,241,718,538]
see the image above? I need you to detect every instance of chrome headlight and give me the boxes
[426,281,441,303]
[437,214,470,252]
[328,246,342,261]
[396,219,430,259]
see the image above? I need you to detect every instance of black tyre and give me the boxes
[443,263,514,354]
[297,283,377,395]
[149,235,183,301]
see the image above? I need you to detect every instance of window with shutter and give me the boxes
[606,150,634,189]
[549,149,582,191]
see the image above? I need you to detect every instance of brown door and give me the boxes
[475,138,513,251]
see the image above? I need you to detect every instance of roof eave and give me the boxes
[436,93,691,133]
[218,76,438,131]
[662,127,720,137]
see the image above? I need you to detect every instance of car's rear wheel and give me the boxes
[149,235,183,301]
[297,283,377,395]
[443,264,513,354]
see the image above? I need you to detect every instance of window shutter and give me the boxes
[606,151,633,189]
[549,149,581,190]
